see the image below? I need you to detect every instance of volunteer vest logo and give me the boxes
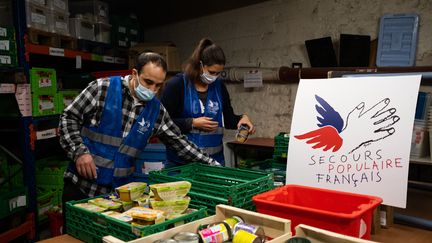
[138,118,151,134]
[295,95,400,154]
[207,100,219,115]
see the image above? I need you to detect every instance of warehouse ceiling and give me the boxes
[105,0,269,28]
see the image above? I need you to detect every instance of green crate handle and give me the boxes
[92,219,109,230]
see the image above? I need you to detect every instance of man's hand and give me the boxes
[192,117,219,132]
[75,153,97,179]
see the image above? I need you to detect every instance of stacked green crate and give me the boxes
[0,26,18,67]
[149,163,274,214]
[273,132,289,160]
[57,90,80,113]
[0,151,27,220]
[127,14,141,47]
[30,67,60,116]
[35,157,69,208]
[110,14,142,48]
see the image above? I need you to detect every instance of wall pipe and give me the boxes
[223,66,432,83]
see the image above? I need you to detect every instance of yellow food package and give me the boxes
[88,198,122,211]
[150,196,191,215]
[74,203,106,212]
[150,181,191,201]
[115,182,147,202]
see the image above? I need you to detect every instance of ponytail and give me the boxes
[185,38,226,82]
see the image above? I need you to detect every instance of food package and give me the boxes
[150,196,191,215]
[150,181,191,201]
[74,203,106,212]
[102,211,133,223]
[124,206,165,224]
[88,198,122,211]
[115,182,147,202]
[133,195,150,207]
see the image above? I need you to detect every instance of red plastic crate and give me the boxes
[252,184,382,239]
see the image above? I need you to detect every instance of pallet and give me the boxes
[27,28,77,50]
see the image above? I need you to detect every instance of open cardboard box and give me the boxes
[103,204,292,243]
[295,224,377,243]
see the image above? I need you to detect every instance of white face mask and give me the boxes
[200,72,218,84]
[200,62,218,84]
[134,75,155,101]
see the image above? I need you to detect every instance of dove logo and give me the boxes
[208,100,220,115]
[295,95,400,154]
[295,95,344,152]
[137,118,150,134]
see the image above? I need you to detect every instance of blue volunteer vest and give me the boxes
[67,76,160,188]
[166,74,224,166]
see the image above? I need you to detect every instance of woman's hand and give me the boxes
[237,114,256,134]
[192,117,219,132]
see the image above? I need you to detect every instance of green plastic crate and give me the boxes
[37,189,55,222]
[57,90,80,113]
[0,39,16,54]
[38,185,63,207]
[32,93,60,117]
[35,158,69,187]
[30,67,57,94]
[0,53,17,67]
[274,132,289,146]
[149,163,274,214]
[0,26,16,40]
[66,197,207,243]
[0,186,27,220]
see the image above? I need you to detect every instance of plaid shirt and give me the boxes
[59,75,218,197]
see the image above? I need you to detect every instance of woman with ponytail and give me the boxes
[161,38,255,167]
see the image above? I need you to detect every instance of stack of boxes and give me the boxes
[48,0,70,36]
[30,67,59,116]
[0,26,17,67]
[69,0,111,43]
[25,0,70,35]
[110,14,141,48]
[30,67,82,116]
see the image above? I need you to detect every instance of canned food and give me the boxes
[198,222,232,243]
[233,223,264,236]
[173,232,200,243]
[236,124,250,143]
[232,229,263,243]
[153,239,178,243]
[224,216,244,232]
[285,237,311,243]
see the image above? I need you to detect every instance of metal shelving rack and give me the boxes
[0,0,129,240]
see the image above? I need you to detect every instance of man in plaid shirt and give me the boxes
[59,53,220,207]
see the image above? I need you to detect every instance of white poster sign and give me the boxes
[286,75,421,208]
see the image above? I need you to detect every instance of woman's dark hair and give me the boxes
[184,38,226,82]
[135,52,168,73]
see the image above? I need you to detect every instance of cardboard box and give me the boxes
[295,224,378,243]
[380,205,393,228]
[102,204,292,243]
[129,42,181,72]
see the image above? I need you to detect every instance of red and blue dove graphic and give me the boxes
[295,95,344,152]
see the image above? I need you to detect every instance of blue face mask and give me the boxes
[134,75,155,101]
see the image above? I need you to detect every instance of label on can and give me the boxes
[233,223,259,235]
[199,222,230,243]
[224,216,243,231]
[232,230,261,243]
